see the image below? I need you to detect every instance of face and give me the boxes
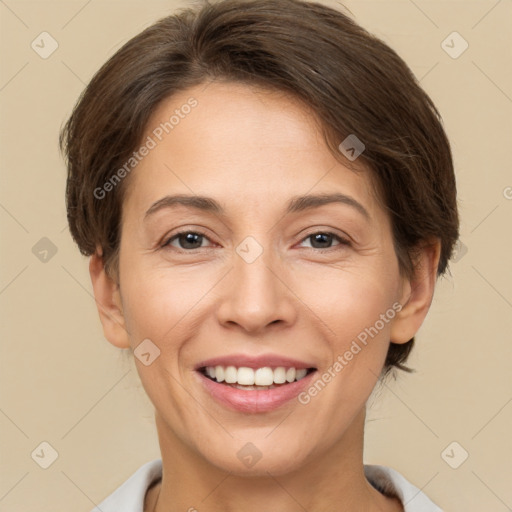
[98,81,419,476]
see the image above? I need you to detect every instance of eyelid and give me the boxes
[161,227,352,252]
[296,229,352,249]
[161,228,215,250]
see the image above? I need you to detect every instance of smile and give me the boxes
[196,365,318,413]
[200,365,315,389]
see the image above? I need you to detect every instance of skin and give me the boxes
[89,81,440,512]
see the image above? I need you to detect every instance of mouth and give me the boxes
[196,365,318,412]
[198,365,317,390]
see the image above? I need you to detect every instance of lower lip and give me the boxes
[196,370,317,413]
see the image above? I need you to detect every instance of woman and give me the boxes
[59,0,458,510]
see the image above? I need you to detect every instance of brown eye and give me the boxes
[300,232,350,250]
[163,231,212,251]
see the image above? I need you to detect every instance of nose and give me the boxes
[215,241,297,335]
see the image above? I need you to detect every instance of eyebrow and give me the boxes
[144,192,371,221]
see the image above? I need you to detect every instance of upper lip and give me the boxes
[195,353,317,371]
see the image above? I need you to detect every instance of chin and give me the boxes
[202,439,310,478]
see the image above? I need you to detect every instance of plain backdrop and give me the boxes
[0,1,511,511]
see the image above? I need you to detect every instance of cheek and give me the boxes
[293,265,398,400]
[296,261,398,338]
[119,263,217,346]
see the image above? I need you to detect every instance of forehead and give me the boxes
[122,81,382,222]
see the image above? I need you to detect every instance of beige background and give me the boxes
[1,1,511,511]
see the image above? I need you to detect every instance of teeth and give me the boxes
[273,367,287,383]
[203,365,310,385]
[295,368,308,380]
[238,366,256,385]
[225,366,237,383]
[215,366,225,382]
[254,367,273,385]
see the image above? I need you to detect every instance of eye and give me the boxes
[161,229,350,252]
[162,230,214,251]
[298,231,350,250]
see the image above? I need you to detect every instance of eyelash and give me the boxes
[161,229,351,253]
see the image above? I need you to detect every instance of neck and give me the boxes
[148,408,402,512]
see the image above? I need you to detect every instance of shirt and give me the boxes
[90,458,444,512]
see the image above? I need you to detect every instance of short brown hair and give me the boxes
[59,0,459,378]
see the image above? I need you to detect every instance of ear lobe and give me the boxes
[89,252,131,349]
[390,239,441,345]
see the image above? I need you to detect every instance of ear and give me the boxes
[390,239,441,344]
[89,251,131,349]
